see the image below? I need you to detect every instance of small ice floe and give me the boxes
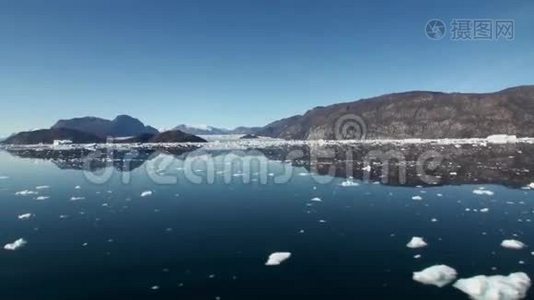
[431,218,438,223]
[411,195,423,201]
[407,237,428,249]
[0,175,9,180]
[473,188,494,196]
[15,190,38,196]
[412,265,457,287]
[17,213,33,220]
[4,238,27,251]
[150,285,160,290]
[75,185,81,189]
[501,239,526,250]
[340,177,359,187]
[310,197,322,202]
[70,196,85,201]
[414,254,422,259]
[453,272,531,300]
[265,252,292,266]
[35,196,49,200]
[140,190,153,197]
[318,219,327,223]
[480,208,490,213]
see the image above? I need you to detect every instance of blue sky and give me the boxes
[1,0,533,136]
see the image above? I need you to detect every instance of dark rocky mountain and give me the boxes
[173,124,229,135]
[228,126,262,135]
[257,85,534,140]
[52,115,158,138]
[2,128,104,145]
[149,130,207,143]
[239,134,259,139]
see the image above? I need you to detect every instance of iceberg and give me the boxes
[407,237,428,249]
[487,135,518,144]
[17,213,33,220]
[412,265,458,287]
[265,252,292,266]
[473,189,495,196]
[15,190,38,196]
[141,190,153,197]
[501,240,526,250]
[4,238,27,251]
[453,272,531,300]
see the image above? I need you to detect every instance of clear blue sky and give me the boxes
[1,0,533,136]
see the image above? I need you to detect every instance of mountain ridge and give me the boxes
[52,115,158,138]
[256,85,534,140]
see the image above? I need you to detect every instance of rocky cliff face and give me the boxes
[257,85,534,140]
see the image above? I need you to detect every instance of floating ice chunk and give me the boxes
[407,237,428,249]
[340,178,359,187]
[414,254,422,259]
[310,197,322,202]
[15,190,38,196]
[480,208,490,213]
[141,190,153,197]
[412,195,423,201]
[4,238,27,251]
[35,185,49,190]
[413,265,458,287]
[473,189,494,196]
[453,272,531,300]
[487,134,518,144]
[265,252,292,266]
[75,185,81,189]
[35,196,49,200]
[70,196,85,201]
[0,175,9,180]
[431,218,438,222]
[501,239,526,250]
[17,213,33,220]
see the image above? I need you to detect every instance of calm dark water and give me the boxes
[0,144,533,300]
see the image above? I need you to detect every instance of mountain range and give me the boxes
[3,116,206,145]
[2,85,534,145]
[173,124,262,135]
